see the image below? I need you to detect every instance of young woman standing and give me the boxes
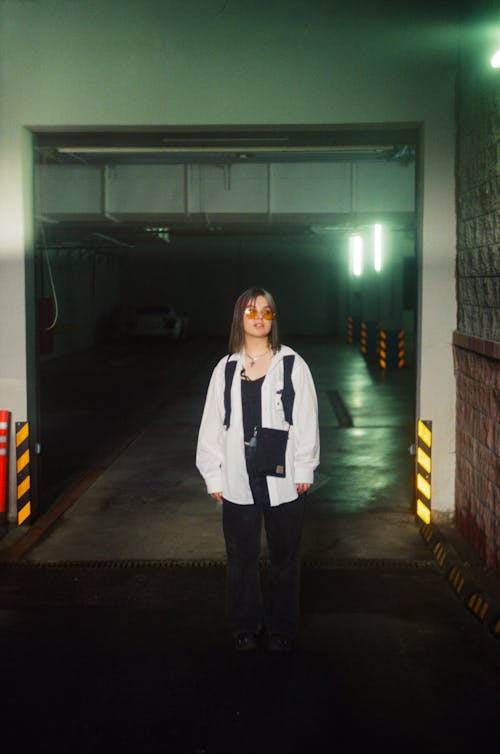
[196,286,319,652]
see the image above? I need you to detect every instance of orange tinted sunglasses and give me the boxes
[244,306,275,321]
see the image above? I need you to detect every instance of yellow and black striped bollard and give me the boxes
[16,421,31,525]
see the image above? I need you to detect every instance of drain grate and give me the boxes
[302,558,436,570]
[0,559,226,570]
[0,557,436,571]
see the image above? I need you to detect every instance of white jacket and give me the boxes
[196,345,320,506]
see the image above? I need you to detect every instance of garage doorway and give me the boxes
[30,125,419,525]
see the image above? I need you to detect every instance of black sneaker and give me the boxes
[268,634,293,652]
[234,632,258,652]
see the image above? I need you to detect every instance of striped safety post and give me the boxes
[416,419,432,525]
[347,315,361,344]
[15,422,31,526]
[347,316,354,343]
[378,329,405,369]
[0,410,10,518]
[360,321,379,362]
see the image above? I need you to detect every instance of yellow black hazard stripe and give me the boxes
[416,419,432,524]
[15,422,31,525]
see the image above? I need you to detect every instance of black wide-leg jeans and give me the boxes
[222,474,305,639]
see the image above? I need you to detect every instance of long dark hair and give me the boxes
[228,286,281,354]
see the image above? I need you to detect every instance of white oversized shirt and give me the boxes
[196,345,320,506]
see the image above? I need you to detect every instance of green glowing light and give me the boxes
[491,49,500,68]
[373,224,383,272]
[349,235,363,276]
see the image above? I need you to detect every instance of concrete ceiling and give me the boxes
[35,126,417,249]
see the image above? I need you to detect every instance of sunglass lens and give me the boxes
[244,307,274,320]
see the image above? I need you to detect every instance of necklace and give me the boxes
[246,347,270,367]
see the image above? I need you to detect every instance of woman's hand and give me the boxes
[296,482,311,495]
[210,492,223,504]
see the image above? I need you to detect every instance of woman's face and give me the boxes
[242,295,274,341]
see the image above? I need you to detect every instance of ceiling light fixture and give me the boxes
[54,145,393,156]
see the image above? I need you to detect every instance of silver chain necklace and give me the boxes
[246,347,270,367]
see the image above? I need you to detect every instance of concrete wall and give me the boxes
[39,247,124,359]
[454,20,500,575]
[38,160,415,219]
[0,0,457,520]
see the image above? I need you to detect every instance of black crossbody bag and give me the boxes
[250,426,289,478]
[224,355,295,478]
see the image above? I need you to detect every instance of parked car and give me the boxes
[126,305,189,341]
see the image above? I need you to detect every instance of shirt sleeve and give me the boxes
[291,356,320,484]
[196,361,226,494]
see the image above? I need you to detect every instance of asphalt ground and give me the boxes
[0,558,499,754]
[0,336,499,752]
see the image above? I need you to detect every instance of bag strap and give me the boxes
[223,353,295,428]
[281,354,295,426]
[223,357,237,428]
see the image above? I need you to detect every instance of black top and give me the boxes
[241,370,264,443]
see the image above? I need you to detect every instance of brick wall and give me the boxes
[455,38,500,577]
[454,336,500,575]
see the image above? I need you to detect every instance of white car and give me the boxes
[128,305,189,341]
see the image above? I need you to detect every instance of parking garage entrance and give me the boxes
[29,126,419,549]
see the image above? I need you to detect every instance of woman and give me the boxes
[196,286,320,652]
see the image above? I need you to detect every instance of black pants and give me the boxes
[222,474,305,638]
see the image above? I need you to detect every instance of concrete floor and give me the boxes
[20,336,421,562]
[1,337,499,753]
